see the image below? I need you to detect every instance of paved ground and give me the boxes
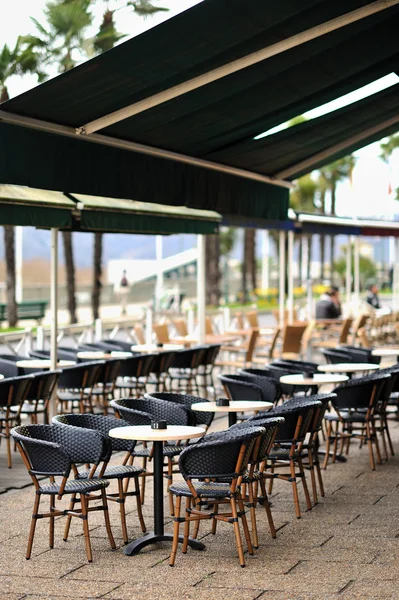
[0,413,398,600]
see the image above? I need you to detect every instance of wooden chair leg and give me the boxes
[26,494,41,559]
[366,422,376,470]
[211,501,218,535]
[298,457,312,511]
[100,489,116,550]
[5,422,12,469]
[260,479,276,538]
[134,477,146,533]
[247,483,259,549]
[63,494,77,541]
[80,494,93,563]
[170,495,181,567]
[290,460,301,519]
[231,497,246,567]
[182,497,191,554]
[117,479,129,544]
[323,421,333,469]
[49,495,55,549]
[307,449,318,505]
[238,493,254,556]
[315,459,325,498]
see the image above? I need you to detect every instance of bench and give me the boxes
[0,300,48,324]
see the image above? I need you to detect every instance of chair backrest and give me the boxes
[321,348,352,364]
[173,318,188,337]
[268,327,281,360]
[119,354,156,378]
[170,347,205,370]
[205,316,214,335]
[219,373,263,402]
[98,358,122,386]
[332,373,390,412]
[255,402,318,444]
[134,324,146,345]
[230,416,284,463]
[246,310,259,328]
[150,350,176,377]
[0,358,19,378]
[58,361,100,388]
[111,396,195,426]
[273,308,298,326]
[352,314,369,341]
[234,312,245,330]
[245,328,260,362]
[339,317,353,344]
[357,327,371,348]
[272,359,318,372]
[145,392,214,429]
[236,371,281,404]
[0,374,33,410]
[202,344,220,367]
[281,323,308,354]
[340,345,379,364]
[283,393,335,434]
[178,427,263,484]
[52,413,135,454]
[26,370,60,402]
[153,323,170,344]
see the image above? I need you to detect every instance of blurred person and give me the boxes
[366,284,381,309]
[315,286,342,319]
[119,270,129,315]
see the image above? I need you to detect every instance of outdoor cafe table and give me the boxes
[372,347,399,358]
[76,351,133,360]
[191,400,273,427]
[280,373,348,395]
[109,424,205,556]
[130,343,185,353]
[318,363,379,377]
[16,359,76,370]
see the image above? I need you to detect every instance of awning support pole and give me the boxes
[155,235,164,312]
[197,235,206,345]
[79,0,399,135]
[15,226,23,304]
[287,230,294,324]
[354,237,360,310]
[50,227,58,418]
[261,230,270,291]
[394,238,399,311]
[145,306,153,346]
[346,237,352,311]
[279,231,286,328]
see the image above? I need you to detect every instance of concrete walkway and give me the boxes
[0,418,398,599]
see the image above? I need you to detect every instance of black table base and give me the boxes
[124,532,205,555]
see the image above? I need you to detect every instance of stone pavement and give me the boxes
[0,418,398,600]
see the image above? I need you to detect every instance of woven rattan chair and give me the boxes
[219,373,263,402]
[115,353,156,397]
[374,364,399,459]
[236,370,281,404]
[229,417,283,548]
[145,392,214,431]
[168,347,206,394]
[197,344,220,398]
[169,426,264,567]
[321,348,352,364]
[57,361,104,413]
[324,373,390,470]
[339,345,380,365]
[250,401,319,518]
[146,350,176,392]
[91,359,122,414]
[111,397,195,509]
[29,348,78,361]
[52,413,146,544]
[216,328,259,370]
[11,423,115,562]
[0,375,34,467]
[153,323,171,345]
[16,370,60,424]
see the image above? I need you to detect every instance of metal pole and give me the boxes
[50,228,58,418]
[197,235,206,344]
[394,238,399,311]
[155,235,164,312]
[187,307,195,335]
[354,236,360,309]
[287,230,294,324]
[15,226,23,303]
[346,236,352,311]
[261,230,270,291]
[279,231,286,327]
[145,306,153,346]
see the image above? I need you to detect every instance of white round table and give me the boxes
[109,425,205,556]
[130,344,184,353]
[318,363,379,374]
[280,373,348,394]
[16,359,76,370]
[77,351,132,360]
[372,347,399,357]
[191,400,272,427]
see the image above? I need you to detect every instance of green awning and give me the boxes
[0,184,74,227]
[0,185,220,234]
[69,193,220,234]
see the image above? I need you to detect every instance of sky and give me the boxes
[1,0,399,222]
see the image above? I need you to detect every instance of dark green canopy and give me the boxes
[0,185,221,234]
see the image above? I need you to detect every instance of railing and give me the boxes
[0,328,33,355]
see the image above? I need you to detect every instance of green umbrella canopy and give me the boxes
[0,185,220,234]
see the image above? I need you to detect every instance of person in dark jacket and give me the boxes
[315,286,342,319]
[366,284,381,309]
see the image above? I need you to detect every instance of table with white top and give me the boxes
[130,344,184,353]
[192,400,273,427]
[16,359,76,370]
[372,347,399,358]
[280,373,348,395]
[318,363,379,377]
[77,351,133,360]
[109,424,205,556]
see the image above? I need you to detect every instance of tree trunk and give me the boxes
[320,234,325,281]
[91,232,103,320]
[247,229,257,292]
[330,186,336,280]
[298,235,303,286]
[62,231,77,323]
[205,234,220,306]
[4,225,17,327]
[307,234,313,281]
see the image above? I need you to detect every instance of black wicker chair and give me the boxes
[16,370,61,425]
[145,391,214,431]
[272,359,319,372]
[11,424,115,562]
[197,344,220,398]
[52,413,146,544]
[57,361,104,414]
[115,353,156,397]
[91,359,122,414]
[29,348,78,361]
[324,373,390,470]
[168,347,206,395]
[377,363,399,456]
[321,348,352,364]
[111,396,196,510]
[103,339,136,352]
[218,373,263,402]
[237,370,281,404]
[146,350,176,393]
[0,354,29,378]
[340,345,381,365]
[169,426,264,567]
[0,375,34,467]
[229,417,283,548]
[250,401,319,518]
[242,365,309,398]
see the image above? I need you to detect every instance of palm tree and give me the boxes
[90,0,168,320]
[0,40,43,326]
[380,133,399,163]
[315,173,328,281]
[205,235,220,306]
[241,229,257,303]
[318,155,356,277]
